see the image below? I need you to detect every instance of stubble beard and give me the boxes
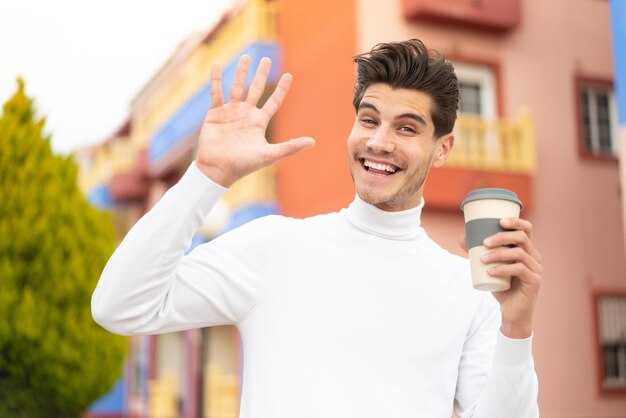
[371,169,429,211]
[348,154,432,211]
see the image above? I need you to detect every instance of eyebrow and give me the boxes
[358,101,428,127]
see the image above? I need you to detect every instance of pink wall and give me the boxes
[357,0,626,415]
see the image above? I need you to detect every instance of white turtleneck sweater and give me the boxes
[92,163,539,418]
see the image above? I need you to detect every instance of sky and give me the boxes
[0,0,234,154]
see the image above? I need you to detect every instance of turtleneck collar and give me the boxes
[342,194,425,240]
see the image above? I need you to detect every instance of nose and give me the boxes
[366,125,395,153]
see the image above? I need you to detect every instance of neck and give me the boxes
[343,194,425,240]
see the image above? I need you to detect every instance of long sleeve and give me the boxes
[454,295,539,418]
[91,163,271,336]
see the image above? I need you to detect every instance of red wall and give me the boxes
[274,0,357,218]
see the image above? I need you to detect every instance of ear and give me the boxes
[432,133,454,168]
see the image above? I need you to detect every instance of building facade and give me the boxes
[82,0,626,416]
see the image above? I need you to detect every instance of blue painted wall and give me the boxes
[89,378,126,416]
[149,41,280,166]
[87,184,115,209]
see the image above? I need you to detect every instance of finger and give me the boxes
[481,246,541,274]
[210,63,224,109]
[487,262,542,288]
[484,228,541,262]
[246,57,271,106]
[230,55,251,103]
[501,217,533,239]
[484,229,528,249]
[262,73,292,118]
[262,137,316,165]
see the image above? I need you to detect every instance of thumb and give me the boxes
[266,137,316,163]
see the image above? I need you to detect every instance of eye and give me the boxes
[399,126,416,134]
[360,118,377,126]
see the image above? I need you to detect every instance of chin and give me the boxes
[357,188,391,207]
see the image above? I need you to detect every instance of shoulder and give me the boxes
[422,235,471,272]
[221,210,342,241]
[428,244,500,330]
[224,213,292,238]
[419,236,489,301]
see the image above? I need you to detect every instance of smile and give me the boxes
[361,158,400,175]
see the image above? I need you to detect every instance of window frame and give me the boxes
[449,55,503,119]
[455,63,497,120]
[575,76,619,162]
[592,290,626,396]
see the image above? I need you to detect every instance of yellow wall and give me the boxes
[131,0,278,150]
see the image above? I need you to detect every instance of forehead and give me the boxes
[360,83,434,123]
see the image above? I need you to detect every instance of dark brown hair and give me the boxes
[353,39,459,138]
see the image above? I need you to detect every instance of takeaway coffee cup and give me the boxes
[461,188,523,292]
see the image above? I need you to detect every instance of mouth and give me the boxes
[360,158,401,176]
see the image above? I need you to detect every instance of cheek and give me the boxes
[417,142,436,157]
[406,146,433,170]
[347,130,363,152]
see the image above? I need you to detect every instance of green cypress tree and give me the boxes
[0,79,127,417]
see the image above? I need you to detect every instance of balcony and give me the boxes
[134,0,280,176]
[108,141,150,203]
[147,371,178,418]
[203,364,240,418]
[424,110,536,210]
[402,0,521,33]
[223,166,277,209]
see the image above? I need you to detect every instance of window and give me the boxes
[459,82,483,115]
[132,335,150,399]
[594,293,626,393]
[577,79,618,158]
[452,61,500,163]
[454,62,497,120]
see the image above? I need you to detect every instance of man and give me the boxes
[92,39,541,417]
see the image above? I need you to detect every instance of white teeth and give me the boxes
[364,160,397,173]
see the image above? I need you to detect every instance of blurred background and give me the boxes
[1,0,626,417]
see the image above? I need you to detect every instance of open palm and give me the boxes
[195,56,315,187]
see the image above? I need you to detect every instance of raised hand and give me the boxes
[195,55,315,187]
